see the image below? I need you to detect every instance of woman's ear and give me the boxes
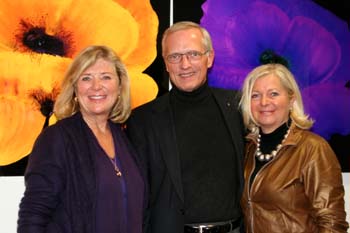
[289,95,296,110]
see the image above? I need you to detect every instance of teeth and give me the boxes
[90,95,105,100]
[180,73,194,77]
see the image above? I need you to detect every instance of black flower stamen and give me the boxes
[22,27,65,56]
[259,49,290,68]
[345,80,350,89]
[29,87,60,129]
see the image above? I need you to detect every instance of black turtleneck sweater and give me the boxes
[170,83,239,224]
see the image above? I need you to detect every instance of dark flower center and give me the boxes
[22,27,65,56]
[39,99,54,117]
[29,87,59,129]
[259,49,290,68]
[345,80,350,89]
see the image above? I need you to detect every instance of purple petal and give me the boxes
[284,16,341,87]
[302,83,350,138]
[201,0,350,138]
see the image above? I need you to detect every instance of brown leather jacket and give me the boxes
[241,124,349,233]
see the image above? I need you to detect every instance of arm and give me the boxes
[303,138,349,233]
[17,126,66,233]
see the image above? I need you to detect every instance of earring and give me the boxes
[74,96,78,102]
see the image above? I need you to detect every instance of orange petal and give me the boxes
[128,69,158,108]
[0,51,70,97]
[0,95,45,165]
[114,0,159,70]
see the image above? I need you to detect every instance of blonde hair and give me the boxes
[239,63,313,134]
[161,21,213,57]
[54,45,131,123]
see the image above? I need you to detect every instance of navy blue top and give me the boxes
[93,122,144,233]
[18,112,145,233]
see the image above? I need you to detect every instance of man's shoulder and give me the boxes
[210,87,242,101]
[131,93,170,119]
[210,86,240,94]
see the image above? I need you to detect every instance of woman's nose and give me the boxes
[92,78,102,89]
[260,95,268,106]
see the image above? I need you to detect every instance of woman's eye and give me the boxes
[251,93,259,99]
[101,75,112,80]
[81,76,91,81]
[270,92,279,97]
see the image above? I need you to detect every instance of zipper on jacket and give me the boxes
[247,144,287,233]
[247,152,255,233]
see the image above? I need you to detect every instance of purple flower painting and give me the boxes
[201,0,350,139]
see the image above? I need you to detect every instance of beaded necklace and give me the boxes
[255,129,290,162]
[255,120,291,162]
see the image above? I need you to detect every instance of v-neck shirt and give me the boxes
[91,122,144,233]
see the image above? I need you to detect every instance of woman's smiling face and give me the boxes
[76,58,120,120]
[250,74,294,133]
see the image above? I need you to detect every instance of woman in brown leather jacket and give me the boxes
[239,63,349,233]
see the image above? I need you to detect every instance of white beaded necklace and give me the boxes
[255,129,290,162]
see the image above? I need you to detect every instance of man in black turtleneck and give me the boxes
[127,21,245,233]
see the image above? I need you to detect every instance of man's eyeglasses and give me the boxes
[166,50,209,64]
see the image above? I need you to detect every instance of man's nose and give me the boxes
[180,54,192,68]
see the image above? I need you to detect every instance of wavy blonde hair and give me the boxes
[239,63,313,135]
[54,45,131,123]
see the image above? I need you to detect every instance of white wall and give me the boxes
[1,174,349,233]
[0,177,24,233]
[344,173,350,228]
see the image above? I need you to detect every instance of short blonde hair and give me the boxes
[161,21,213,57]
[239,63,313,134]
[54,45,131,123]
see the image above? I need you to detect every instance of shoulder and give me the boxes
[37,113,84,143]
[292,128,337,163]
[297,129,330,148]
[210,87,241,95]
[131,93,170,116]
[210,87,241,103]
[27,117,76,167]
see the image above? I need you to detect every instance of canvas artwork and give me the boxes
[0,0,349,174]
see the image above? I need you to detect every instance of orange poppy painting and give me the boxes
[0,0,159,165]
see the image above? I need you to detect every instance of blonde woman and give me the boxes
[18,45,146,233]
[240,63,348,233]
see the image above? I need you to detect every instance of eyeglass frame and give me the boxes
[165,50,210,64]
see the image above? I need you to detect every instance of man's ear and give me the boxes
[207,49,215,68]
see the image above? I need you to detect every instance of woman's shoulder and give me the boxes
[39,113,84,140]
[297,129,329,146]
[293,128,337,161]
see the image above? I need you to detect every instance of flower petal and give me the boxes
[0,0,159,165]
[115,0,159,69]
[201,0,350,138]
[302,83,350,138]
[128,69,158,108]
[0,95,44,165]
[283,16,341,87]
[0,51,70,96]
